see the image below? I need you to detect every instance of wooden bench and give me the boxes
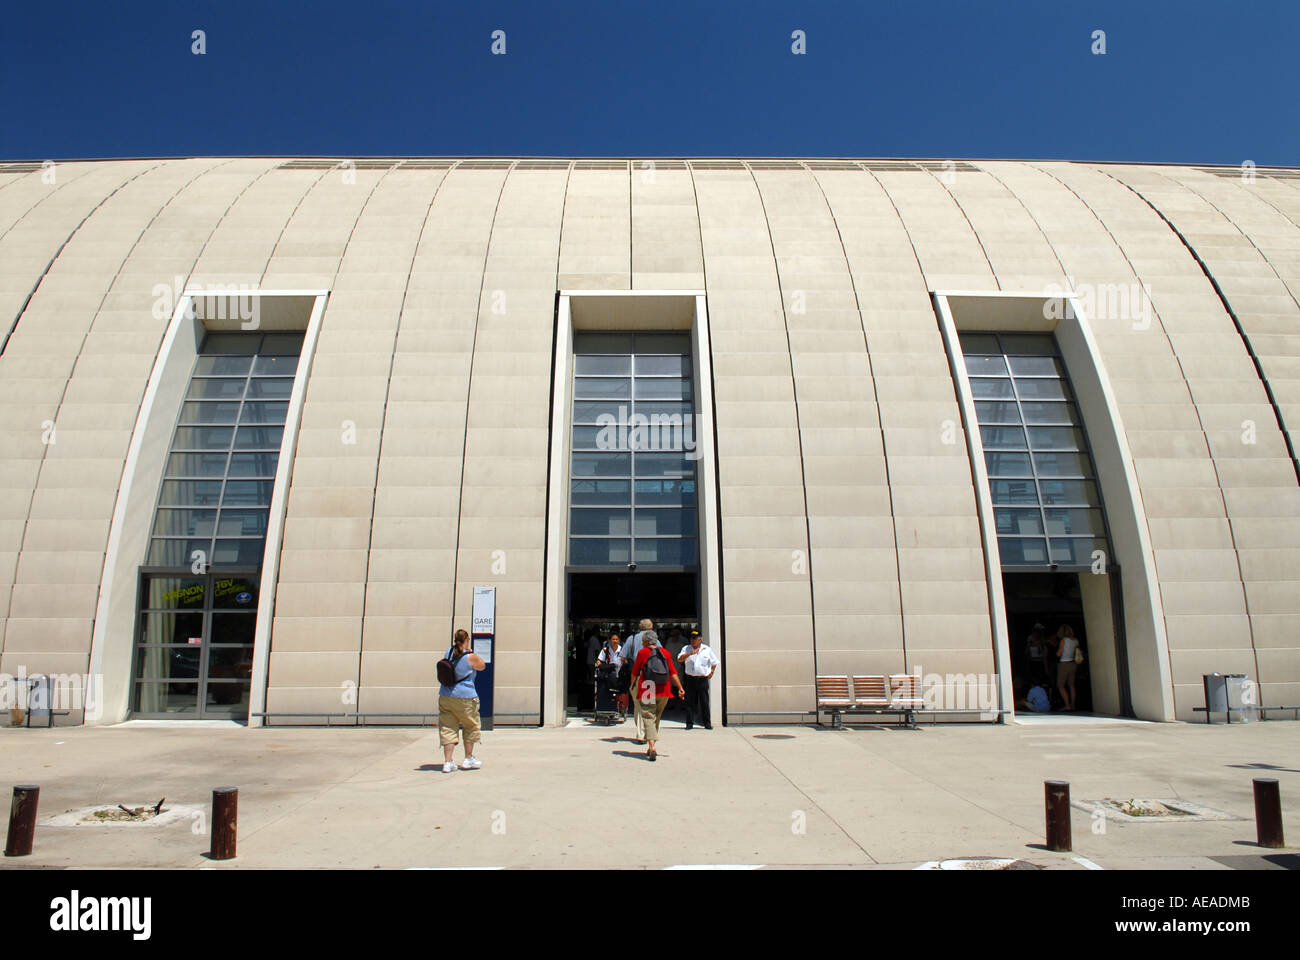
[816,674,924,729]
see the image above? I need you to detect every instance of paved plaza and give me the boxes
[1,717,1296,870]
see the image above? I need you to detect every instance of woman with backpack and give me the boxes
[438,629,486,773]
[630,631,686,762]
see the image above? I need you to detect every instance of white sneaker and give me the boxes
[459,757,482,770]
[442,762,456,773]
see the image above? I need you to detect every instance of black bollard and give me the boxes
[5,785,40,857]
[1045,780,1072,852]
[1253,778,1284,849]
[210,786,237,860]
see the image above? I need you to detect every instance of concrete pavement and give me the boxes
[1,717,1296,870]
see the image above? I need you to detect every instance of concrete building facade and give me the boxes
[1,157,1297,727]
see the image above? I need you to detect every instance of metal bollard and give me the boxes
[5,785,40,857]
[210,786,237,860]
[1253,778,1284,849]
[1045,780,1072,852]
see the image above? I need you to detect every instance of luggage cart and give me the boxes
[593,665,622,726]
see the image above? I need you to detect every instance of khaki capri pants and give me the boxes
[439,695,482,747]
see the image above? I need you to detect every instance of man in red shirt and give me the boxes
[630,631,685,762]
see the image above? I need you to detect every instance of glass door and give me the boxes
[132,571,259,719]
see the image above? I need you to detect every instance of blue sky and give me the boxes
[2,0,1296,164]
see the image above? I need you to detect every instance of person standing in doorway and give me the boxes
[676,630,719,729]
[439,629,486,773]
[1025,623,1048,686]
[1055,625,1080,712]
[631,631,685,761]
[595,633,624,719]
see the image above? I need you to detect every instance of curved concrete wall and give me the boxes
[1,158,1297,723]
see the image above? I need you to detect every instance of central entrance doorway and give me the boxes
[566,572,699,717]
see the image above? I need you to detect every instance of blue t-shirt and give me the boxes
[1027,685,1051,713]
[440,647,477,699]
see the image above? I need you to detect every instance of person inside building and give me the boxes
[630,631,685,762]
[1025,623,1048,686]
[1055,625,1080,712]
[676,629,719,729]
[594,633,624,720]
[439,628,486,772]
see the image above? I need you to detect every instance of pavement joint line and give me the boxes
[737,729,878,865]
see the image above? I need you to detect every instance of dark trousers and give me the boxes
[684,675,711,728]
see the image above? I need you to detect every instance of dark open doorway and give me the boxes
[566,572,699,717]
[1003,572,1092,713]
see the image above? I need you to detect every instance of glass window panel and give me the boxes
[207,645,255,674]
[212,576,259,610]
[179,401,240,425]
[1028,426,1087,450]
[211,539,266,565]
[193,355,252,376]
[574,355,631,376]
[258,333,305,356]
[570,480,631,506]
[245,377,294,399]
[998,537,1050,565]
[1007,355,1064,377]
[984,452,1033,477]
[980,426,1027,450]
[139,611,204,645]
[216,509,269,538]
[158,480,223,507]
[134,682,198,715]
[635,401,693,420]
[1043,508,1106,537]
[152,509,217,538]
[146,538,212,567]
[634,453,694,478]
[631,416,690,452]
[203,682,252,712]
[571,452,631,477]
[142,576,206,609]
[1033,451,1093,478]
[1020,401,1078,426]
[995,509,1044,536]
[210,614,257,646]
[997,334,1057,356]
[572,401,627,423]
[200,333,259,355]
[221,481,276,506]
[569,538,632,565]
[635,509,697,537]
[233,426,284,450]
[573,332,634,354]
[990,479,1039,505]
[569,508,632,536]
[633,332,690,353]
[635,355,691,377]
[958,332,1001,354]
[1015,378,1071,401]
[634,378,691,400]
[252,355,299,376]
[633,538,697,566]
[575,377,631,400]
[1048,538,1109,566]
[172,426,234,451]
[228,453,279,477]
[187,378,246,400]
[165,452,228,477]
[1038,479,1100,506]
[964,355,1007,376]
[634,479,696,507]
[572,425,625,450]
[970,378,1015,400]
[134,647,200,681]
[239,401,289,425]
[974,401,1021,424]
